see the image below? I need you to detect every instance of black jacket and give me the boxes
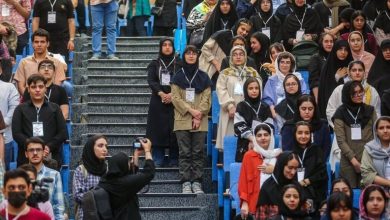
[153,0,178,28]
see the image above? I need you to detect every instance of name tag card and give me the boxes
[351,124,362,140]
[1,5,10,16]
[234,82,243,95]
[161,72,171,86]
[262,27,271,39]
[185,88,195,103]
[48,11,56,24]
[33,122,44,136]
[296,29,305,41]
[297,168,305,182]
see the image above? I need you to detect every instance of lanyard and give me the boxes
[5,203,29,220]
[294,8,307,29]
[347,107,361,124]
[44,89,52,101]
[244,101,262,117]
[271,174,279,185]
[287,103,295,114]
[220,19,228,30]
[36,106,41,122]
[160,57,175,70]
[182,68,199,88]
[297,148,308,167]
[257,13,273,27]
[386,11,390,22]
[48,0,58,12]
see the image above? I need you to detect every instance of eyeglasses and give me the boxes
[352,91,364,97]
[39,64,54,70]
[27,148,43,153]
[280,60,291,65]
[285,82,298,87]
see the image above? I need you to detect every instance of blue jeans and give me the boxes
[91,1,118,56]
[62,81,73,98]
[4,141,14,170]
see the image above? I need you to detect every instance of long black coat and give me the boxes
[154,0,177,28]
[146,57,181,146]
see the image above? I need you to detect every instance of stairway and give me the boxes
[70,37,218,220]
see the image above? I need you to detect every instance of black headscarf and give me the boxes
[318,40,353,119]
[171,46,212,93]
[285,95,323,131]
[243,77,261,110]
[103,152,129,179]
[278,184,310,219]
[255,0,273,18]
[211,29,235,56]
[158,37,175,65]
[363,0,386,21]
[257,151,298,206]
[373,1,390,34]
[339,7,355,35]
[292,0,306,19]
[81,135,107,176]
[275,74,302,120]
[249,31,270,68]
[332,81,375,129]
[367,40,390,96]
[203,0,238,43]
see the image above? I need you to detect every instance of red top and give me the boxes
[0,207,51,220]
[238,150,263,214]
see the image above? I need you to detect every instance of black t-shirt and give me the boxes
[33,0,74,36]
[23,84,69,106]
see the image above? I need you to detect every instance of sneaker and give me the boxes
[191,182,204,194]
[90,54,100,60]
[182,181,192,194]
[107,54,119,60]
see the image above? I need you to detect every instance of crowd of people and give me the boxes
[1,0,390,219]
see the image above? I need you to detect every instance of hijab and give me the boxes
[203,0,238,43]
[171,46,212,93]
[81,135,107,176]
[279,184,310,219]
[252,123,281,158]
[211,29,235,57]
[249,32,271,68]
[332,81,375,129]
[223,45,259,78]
[348,31,375,73]
[339,7,355,34]
[257,151,298,206]
[275,74,302,120]
[318,40,353,118]
[158,37,175,64]
[373,1,390,34]
[367,40,390,96]
[243,77,262,111]
[288,95,323,131]
[359,184,388,220]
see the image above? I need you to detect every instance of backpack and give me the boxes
[291,40,319,70]
[82,185,113,220]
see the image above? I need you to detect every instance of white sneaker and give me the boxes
[191,182,204,194]
[182,182,192,193]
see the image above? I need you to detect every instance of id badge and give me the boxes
[296,29,305,41]
[1,5,10,16]
[262,27,271,39]
[328,16,333,27]
[351,124,362,140]
[297,168,305,182]
[33,122,44,136]
[161,72,171,86]
[185,88,195,103]
[48,11,56,24]
[234,82,243,95]
[251,120,262,132]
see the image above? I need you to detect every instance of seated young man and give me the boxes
[0,168,51,220]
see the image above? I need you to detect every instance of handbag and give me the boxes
[189,27,205,48]
[118,0,127,19]
[151,0,165,16]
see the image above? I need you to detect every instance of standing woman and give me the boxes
[234,77,273,162]
[282,0,323,51]
[281,95,331,161]
[215,45,259,150]
[308,33,335,103]
[367,39,390,97]
[146,37,181,167]
[291,121,328,215]
[274,74,302,133]
[347,31,375,74]
[238,123,282,218]
[249,0,282,43]
[171,45,212,193]
[249,31,271,73]
[256,151,300,219]
[332,81,377,188]
[259,42,285,87]
[361,116,390,188]
[359,184,388,220]
[340,10,378,55]
[202,0,238,44]
[73,135,108,220]
[318,40,353,119]
[373,0,390,45]
[153,0,177,36]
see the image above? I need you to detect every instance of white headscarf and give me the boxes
[252,123,282,158]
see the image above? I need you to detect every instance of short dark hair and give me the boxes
[19,164,38,180]
[277,52,296,73]
[31,28,50,43]
[25,137,45,151]
[4,168,31,187]
[38,59,55,71]
[327,192,353,217]
[27,74,47,86]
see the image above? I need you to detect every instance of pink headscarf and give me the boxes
[348,31,375,74]
[359,184,387,220]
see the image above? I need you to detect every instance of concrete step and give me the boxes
[85,36,163,44]
[145,180,214,194]
[140,207,209,220]
[83,93,151,103]
[81,113,148,123]
[74,133,145,146]
[73,68,148,84]
[85,75,148,85]
[72,123,146,140]
[84,42,159,51]
[86,59,152,68]
[138,193,217,207]
[87,84,151,93]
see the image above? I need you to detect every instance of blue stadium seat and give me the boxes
[211,91,220,125]
[300,70,309,90]
[174,28,187,57]
[335,161,340,178]
[353,188,361,209]
[207,119,213,156]
[12,55,23,73]
[9,141,18,170]
[223,162,242,220]
[223,136,238,172]
[326,162,332,194]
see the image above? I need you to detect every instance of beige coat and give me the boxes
[199,38,227,79]
[215,68,260,149]
[171,84,211,132]
[360,149,379,187]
